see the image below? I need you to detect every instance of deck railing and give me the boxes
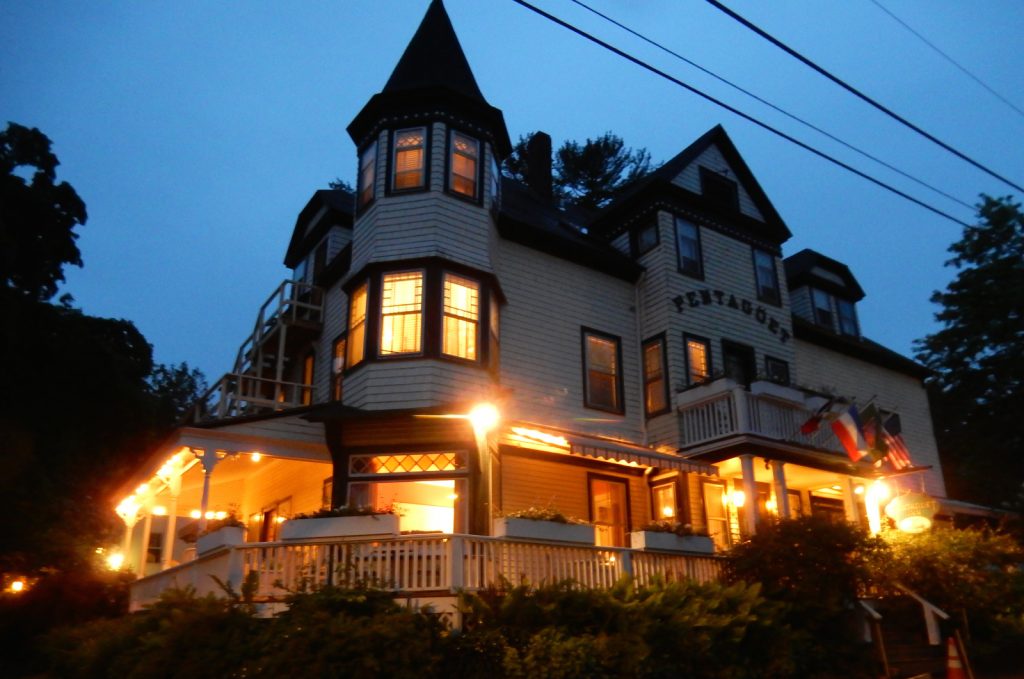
[678,382,845,454]
[130,534,723,611]
[191,372,312,421]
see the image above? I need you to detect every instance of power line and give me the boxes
[568,0,973,211]
[703,0,1024,194]
[510,0,971,228]
[867,0,1024,121]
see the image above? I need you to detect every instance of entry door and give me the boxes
[722,340,756,387]
[590,476,629,547]
[702,481,731,551]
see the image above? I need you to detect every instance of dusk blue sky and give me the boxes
[3,1,1022,383]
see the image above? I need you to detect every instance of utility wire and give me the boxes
[569,0,973,211]
[867,0,1024,120]
[511,0,971,228]
[703,0,1024,194]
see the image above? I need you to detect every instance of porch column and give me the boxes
[739,454,758,536]
[157,458,184,570]
[771,461,790,519]
[115,497,141,572]
[138,507,154,576]
[193,447,230,532]
[732,386,750,434]
[840,476,861,526]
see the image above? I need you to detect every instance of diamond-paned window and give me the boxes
[349,451,466,476]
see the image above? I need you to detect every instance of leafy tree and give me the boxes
[915,195,1024,507]
[0,122,87,302]
[150,361,208,423]
[328,177,355,192]
[504,132,652,210]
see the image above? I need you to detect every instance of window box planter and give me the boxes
[196,525,245,555]
[629,531,715,554]
[280,513,399,541]
[493,517,596,544]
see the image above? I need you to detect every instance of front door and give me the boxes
[590,476,629,547]
[702,481,731,550]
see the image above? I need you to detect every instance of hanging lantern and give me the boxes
[884,492,939,533]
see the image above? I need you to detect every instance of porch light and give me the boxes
[190,509,202,519]
[765,499,777,513]
[250,452,262,462]
[885,492,938,534]
[854,484,865,495]
[9,580,25,593]
[152,505,168,516]
[469,402,500,434]
[730,490,746,507]
[214,511,227,520]
[106,552,125,571]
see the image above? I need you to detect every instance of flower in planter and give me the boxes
[638,520,710,538]
[197,512,245,538]
[290,504,396,521]
[501,505,587,525]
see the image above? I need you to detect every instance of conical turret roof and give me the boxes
[347,0,511,156]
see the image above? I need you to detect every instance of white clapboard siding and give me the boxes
[342,359,495,411]
[789,286,815,325]
[671,145,765,221]
[794,339,945,498]
[312,282,349,403]
[496,240,644,442]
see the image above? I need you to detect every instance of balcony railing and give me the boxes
[678,380,844,455]
[191,373,313,421]
[233,279,324,376]
[130,534,723,611]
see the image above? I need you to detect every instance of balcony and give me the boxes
[129,534,723,611]
[189,280,323,422]
[677,379,845,456]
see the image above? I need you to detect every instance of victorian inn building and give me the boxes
[116,1,954,609]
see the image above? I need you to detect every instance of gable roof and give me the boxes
[589,125,791,248]
[784,248,865,301]
[347,0,511,156]
[283,190,353,268]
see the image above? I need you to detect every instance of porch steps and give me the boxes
[870,597,947,678]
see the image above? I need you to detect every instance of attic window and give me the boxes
[449,131,479,198]
[699,167,738,211]
[393,127,426,190]
[837,299,859,337]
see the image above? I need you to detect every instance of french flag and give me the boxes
[832,405,869,462]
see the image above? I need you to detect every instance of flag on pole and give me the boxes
[831,405,869,462]
[800,397,836,434]
[882,415,913,470]
[859,404,889,463]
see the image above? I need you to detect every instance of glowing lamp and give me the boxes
[106,553,125,571]
[250,452,262,462]
[730,490,746,508]
[854,484,865,495]
[152,505,168,516]
[189,509,202,519]
[10,580,25,593]
[885,493,939,534]
[468,403,500,434]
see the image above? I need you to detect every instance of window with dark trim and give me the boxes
[331,335,346,401]
[301,351,315,405]
[489,151,501,212]
[393,127,426,191]
[583,329,624,413]
[379,271,423,356]
[633,221,659,257]
[449,130,479,199]
[811,288,834,329]
[764,356,790,386]
[642,336,669,417]
[488,290,500,372]
[442,273,479,360]
[358,141,377,207]
[313,239,328,282]
[836,298,858,337]
[651,481,677,521]
[753,249,780,305]
[684,334,711,385]
[699,166,739,211]
[675,218,703,278]
[346,282,368,367]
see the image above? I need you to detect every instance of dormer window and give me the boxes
[811,288,834,329]
[837,298,859,337]
[699,167,738,211]
[393,128,426,190]
[753,249,780,305]
[358,141,377,206]
[450,131,479,198]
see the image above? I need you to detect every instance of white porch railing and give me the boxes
[130,534,723,611]
[192,372,313,421]
[678,383,844,455]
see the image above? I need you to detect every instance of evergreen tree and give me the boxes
[915,195,1024,507]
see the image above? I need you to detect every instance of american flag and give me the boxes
[882,415,913,470]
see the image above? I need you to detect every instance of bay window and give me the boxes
[450,131,479,198]
[380,271,423,355]
[393,127,426,190]
[346,282,368,367]
[358,141,377,206]
[442,273,479,360]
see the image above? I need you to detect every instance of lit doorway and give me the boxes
[589,476,629,547]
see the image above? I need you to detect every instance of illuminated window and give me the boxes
[358,141,376,206]
[583,330,623,413]
[347,283,368,367]
[652,482,677,520]
[753,249,780,305]
[331,335,346,400]
[675,218,703,278]
[301,352,314,405]
[380,271,423,355]
[349,451,465,476]
[393,127,426,190]
[642,336,669,416]
[685,335,710,385]
[812,288,833,328]
[837,299,858,336]
[442,273,479,359]
[450,131,479,198]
